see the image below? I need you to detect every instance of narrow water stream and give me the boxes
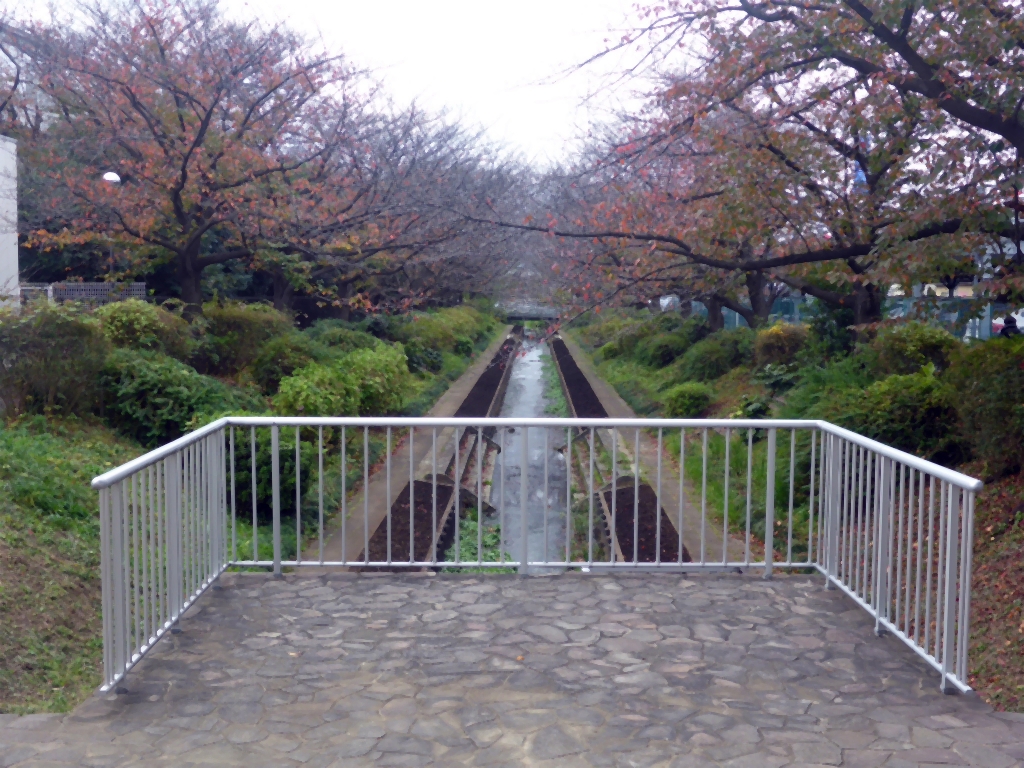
[488,339,568,570]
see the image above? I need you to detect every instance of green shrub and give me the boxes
[824,365,964,461]
[100,349,263,446]
[404,338,444,373]
[663,382,714,417]
[453,337,473,356]
[804,302,856,360]
[780,354,879,419]
[304,321,378,353]
[389,306,491,352]
[94,298,191,359]
[675,328,755,381]
[249,332,333,395]
[871,321,959,375]
[0,301,107,417]
[344,345,410,415]
[637,333,691,367]
[202,301,292,374]
[273,363,360,416]
[755,322,808,365]
[945,337,1024,474]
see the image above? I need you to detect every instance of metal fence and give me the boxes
[92,417,981,695]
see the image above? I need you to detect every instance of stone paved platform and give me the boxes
[1,573,1021,767]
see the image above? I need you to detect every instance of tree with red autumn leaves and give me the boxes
[2,0,527,317]
[526,0,1024,323]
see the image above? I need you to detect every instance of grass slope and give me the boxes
[0,417,143,713]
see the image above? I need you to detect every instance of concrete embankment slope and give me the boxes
[555,333,745,564]
[318,327,513,564]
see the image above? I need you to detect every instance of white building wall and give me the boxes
[0,136,16,305]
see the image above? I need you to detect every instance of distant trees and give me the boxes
[1,0,526,316]
[530,1,1024,323]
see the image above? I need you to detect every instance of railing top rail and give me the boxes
[90,416,982,492]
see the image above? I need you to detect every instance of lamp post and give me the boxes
[102,172,120,265]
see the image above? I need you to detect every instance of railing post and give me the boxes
[167,454,183,633]
[826,435,842,590]
[763,428,776,579]
[941,485,961,693]
[98,485,113,689]
[519,425,529,574]
[272,425,282,577]
[874,458,891,635]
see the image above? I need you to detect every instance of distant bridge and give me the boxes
[496,301,562,322]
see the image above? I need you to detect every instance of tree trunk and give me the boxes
[704,295,725,331]
[271,271,295,312]
[177,250,204,320]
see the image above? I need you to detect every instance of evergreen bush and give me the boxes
[871,321,959,375]
[95,298,191,359]
[344,345,410,415]
[675,328,755,381]
[0,301,107,417]
[273,362,360,416]
[249,332,333,395]
[754,322,808,365]
[945,337,1024,475]
[100,349,262,446]
[202,301,292,374]
[663,382,714,417]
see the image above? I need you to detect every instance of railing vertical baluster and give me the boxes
[114,481,127,679]
[941,483,960,692]
[826,434,841,590]
[363,427,369,565]
[341,426,347,565]
[132,473,141,654]
[633,429,640,565]
[958,490,975,683]
[807,429,816,566]
[169,454,183,630]
[786,430,795,565]
[764,428,776,580]
[319,427,324,565]
[454,428,460,564]
[520,425,529,571]
[842,441,852,583]
[896,464,907,632]
[745,428,753,565]
[230,427,236,564]
[409,428,413,565]
[544,428,550,563]
[410,427,415,564]
[914,470,926,644]
[295,427,302,565]
[148,462,155,643]
[874,458,891,634]
[251,428,258,562]
[722,428,730,564]
[678,428,685,565]
[386,427,392,566]
[700,428,707,565]
[903,467,915,637]
[478,427,484,565]
[271,425,281,577]
[566,427,572,566]
[656,428,663,566]
[589,428,595,566]
[433,428,439,565]
[611,428,617,565]
[99,485,113,688]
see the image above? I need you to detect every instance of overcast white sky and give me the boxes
[223,0,644,165]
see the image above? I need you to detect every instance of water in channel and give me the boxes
[487,338,568,571]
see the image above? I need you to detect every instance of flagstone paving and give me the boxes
[1,572,1021,767]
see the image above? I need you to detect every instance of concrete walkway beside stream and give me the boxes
[1,573,1020,767]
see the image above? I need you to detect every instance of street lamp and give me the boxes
[102,172,120,263]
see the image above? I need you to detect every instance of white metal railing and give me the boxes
[91,417,980,695]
